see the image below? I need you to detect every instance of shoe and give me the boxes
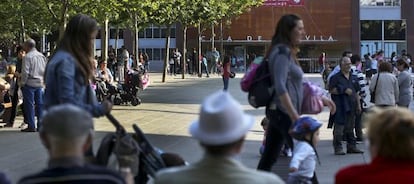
[3,124,13,128]
[18,122,27,129]
[335,149,346,155]
[347,147,364,154]
[21,128,36,132]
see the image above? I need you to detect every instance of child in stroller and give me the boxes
[108,66,149,106]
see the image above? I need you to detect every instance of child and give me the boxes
[288,116,322,184]
[259,117,269,155]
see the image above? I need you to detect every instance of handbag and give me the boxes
[301,81,324,114]
[370,72,380,103]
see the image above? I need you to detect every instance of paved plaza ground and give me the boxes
[0,63,374,183]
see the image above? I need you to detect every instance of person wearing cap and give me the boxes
[18,104,129,184]
[336,107,414,183]
[154,91,284,184]
[396,58,412,108]
[288,117,322,184]
[20,39,47,132]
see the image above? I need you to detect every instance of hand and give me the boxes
[114,133,139,168]
[102,100,113,114]
[322,96,336,114]
[345,88,353,96]
[330,88,339,95]
[289,167,298,173]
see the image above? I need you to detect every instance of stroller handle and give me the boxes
[106,113,127,135]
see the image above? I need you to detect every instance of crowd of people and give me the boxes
[1,12,414,184]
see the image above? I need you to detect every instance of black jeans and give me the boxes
[257,108,293,171]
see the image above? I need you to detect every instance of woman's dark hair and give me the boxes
[59,14,97,83]
[378,62,392,73]
[265,14,302,59]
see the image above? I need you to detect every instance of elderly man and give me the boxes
[329,57,364,155]
[18,104,130,184]
[20,39,47,132]
[154,91,284,184]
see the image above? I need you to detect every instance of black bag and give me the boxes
[370,72,380,103]
[247,59,273,108]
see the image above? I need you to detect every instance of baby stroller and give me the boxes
[96,114,185,184]
[109,68,149,106]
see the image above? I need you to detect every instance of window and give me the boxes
[109,29,124,39]
[360,0,400,6]
[153,48,161,60]
[138,30,145,38]
[161,28,167,38]
[170,28,176,38]
[361,20,382,40]
[384,20,406,40]
[153,28,161,38]
[145,28,153,38]
[145,48,153,60]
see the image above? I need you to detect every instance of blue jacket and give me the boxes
[44,50,105,117]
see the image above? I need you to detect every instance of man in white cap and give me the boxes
[154,91,284,184]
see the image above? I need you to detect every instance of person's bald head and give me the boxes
[40,104,94,154]
[40,104,93,138]
[24,39,36,51]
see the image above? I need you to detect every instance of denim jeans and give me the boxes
[222,77,229,90]
[257,109,293,171]
[22,86,44,129]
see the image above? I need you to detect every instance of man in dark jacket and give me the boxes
[329,56,364,155]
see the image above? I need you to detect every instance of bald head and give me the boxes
[24,39,36,50]
[40,104,93,139]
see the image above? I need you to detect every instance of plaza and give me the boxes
[0,69,369,184]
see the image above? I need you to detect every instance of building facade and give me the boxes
[181,0,413,72]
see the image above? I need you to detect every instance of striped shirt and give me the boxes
[351,65,367,99]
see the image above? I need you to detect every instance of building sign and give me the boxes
[302,35,337,42]
[264,0,305,7]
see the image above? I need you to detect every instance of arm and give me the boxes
[369,74,377,93]
[270,49,299,121]
[56,59,106,117]
[289,143,309,172]
[20,55,30,86]
[394,76,399,104]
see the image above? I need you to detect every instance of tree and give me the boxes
[149,0,179,82]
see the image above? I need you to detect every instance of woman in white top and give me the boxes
[370,62,399,107]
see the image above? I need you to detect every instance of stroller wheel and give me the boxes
[113,96,122,105]
[131,97,141,106]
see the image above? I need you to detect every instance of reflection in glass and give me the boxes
[384,20,406,40]
[361,20,382,40]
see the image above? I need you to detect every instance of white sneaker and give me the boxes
[18,122,27,129]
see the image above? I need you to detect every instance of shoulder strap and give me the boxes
[373,72,380,93]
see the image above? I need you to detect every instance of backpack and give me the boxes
[240,56,274,108]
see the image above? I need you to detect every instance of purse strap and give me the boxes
[373,72,380,95]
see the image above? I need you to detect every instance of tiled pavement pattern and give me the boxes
[1,67,386,183]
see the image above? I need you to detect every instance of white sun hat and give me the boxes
[189,90,255,145]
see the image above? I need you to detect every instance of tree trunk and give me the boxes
[181,26,187,79]
[211,23,215,51]
[133,13,139,68]
[220,20,224,59]
[20,14,25,43]
[102,18,109,61]
[162,25,171,83]
[198,23,202,77]
[58,0,69,43]
[115,27,119,57]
